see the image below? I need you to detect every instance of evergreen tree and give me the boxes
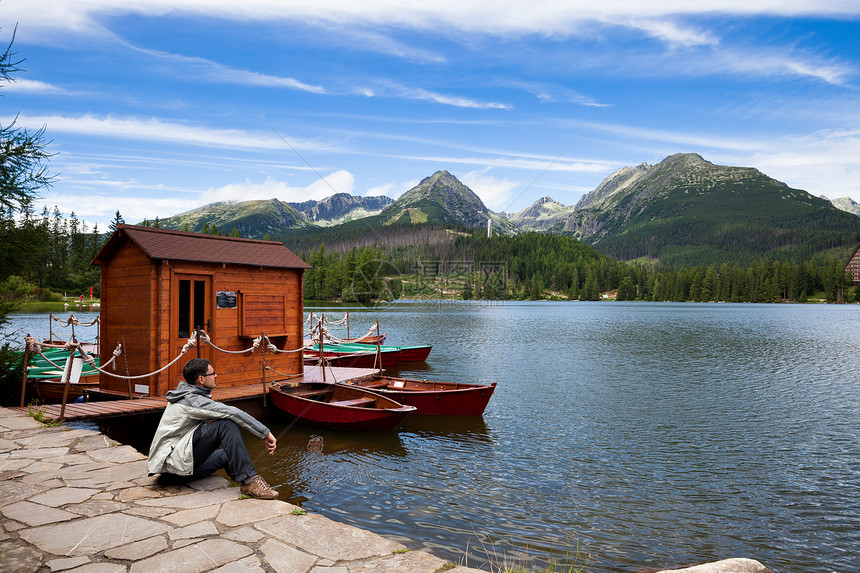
[108,210,124,232]
[616,276,635,301]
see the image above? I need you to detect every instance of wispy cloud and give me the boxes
[125,44,326,93]
[9,113,334,152]
[38,187,198,225]
[10,1,860,39]
[1,78,70,94]
[206,170,355,203]
[698,47,854,85]
[622,18,719,48]
[363,81,512,110]
[743,128,860,198]
[459,168,520,210]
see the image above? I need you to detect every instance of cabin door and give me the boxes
[169,274,213,389]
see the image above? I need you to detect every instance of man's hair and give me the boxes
[183,358,212,384]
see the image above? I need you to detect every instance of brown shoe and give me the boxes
[240,475,279,499]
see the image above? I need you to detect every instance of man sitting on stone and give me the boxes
[147,357,279,499]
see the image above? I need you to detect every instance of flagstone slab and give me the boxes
[63,563,125,573]
[222,526,265,543]
[255,513,403,562]
[136,487,239,509]
[19,513,171,556]
[103,535,168,561]
[211,555,266,572]
[160,503,220,527]
[259,538,317,573]
[31,461,110,482]
[9,446,71,460]
[0,415,43,430]
[73,434,121,452]
[62,459,149,487]
[87,445,146,464]
[1,500,80,526]
[0,540,42,571]
[0,458,33,472]
[45,555,90,571]
[16,429,97,448]
[65,499,126,517]
[55,453,99,466]
[0,470,49,506]
[344,551,462,573]
[22,461,66,474]
[115,485,163,503]
[168,520,219,541]
[123,506,175,519]
[29,487,100,507]
[129,539,253,573]
[21,475,64,488]
[187,475,230,490]
[3,520,25,532]
[0,437,18,452]
[216,499,293,527]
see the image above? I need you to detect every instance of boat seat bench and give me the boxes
[288,389,334,398]
[329,397,375,407]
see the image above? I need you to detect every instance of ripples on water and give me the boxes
[247,302,860,572]
[274,302,860,572]
[11,303,859,571]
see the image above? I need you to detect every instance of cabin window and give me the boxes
[178,279,208,338]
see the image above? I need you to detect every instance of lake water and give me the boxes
[6,302,859,572]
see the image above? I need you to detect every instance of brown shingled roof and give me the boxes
[93,224,311,269]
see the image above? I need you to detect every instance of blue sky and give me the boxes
[3,1,860,230]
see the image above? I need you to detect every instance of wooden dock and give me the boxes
[14,366,380,422]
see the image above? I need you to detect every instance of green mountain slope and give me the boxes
[157,199,309,236]
[563,153,860,265]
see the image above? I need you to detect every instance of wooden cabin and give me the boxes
[847,243,860,284]
[92,224,312,397]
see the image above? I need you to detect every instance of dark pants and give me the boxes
[187,419,256,483]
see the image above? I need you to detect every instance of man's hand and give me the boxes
[264,432,277,455]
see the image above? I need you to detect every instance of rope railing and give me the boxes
[25,326,319,384]
[325,323,378,344]
[51,314,100,328]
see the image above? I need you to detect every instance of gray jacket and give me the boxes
[147,381,270,476]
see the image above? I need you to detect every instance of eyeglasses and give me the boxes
[203,371,217,377]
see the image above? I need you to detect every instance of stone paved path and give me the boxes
[0,406,485,573]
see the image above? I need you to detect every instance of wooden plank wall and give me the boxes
[99,242,153,395]
[209,265,304,390]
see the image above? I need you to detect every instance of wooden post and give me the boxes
[19,337,31,407]
[121,337,133,398]
[318,318,326,382]
[260,333,268,407]
[375,321,382,372]
[58,348,76,423]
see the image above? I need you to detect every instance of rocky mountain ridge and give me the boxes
[153,153,860,265]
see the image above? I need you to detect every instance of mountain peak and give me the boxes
[382,170,490,229]
[508,196,573,231]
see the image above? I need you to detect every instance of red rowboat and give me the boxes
[339,376,496,416]
[269,382,416,430]
[306,342,431,367]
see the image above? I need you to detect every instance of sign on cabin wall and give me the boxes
[216,291,237,309]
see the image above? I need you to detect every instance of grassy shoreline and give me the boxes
[12,299,101,313]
